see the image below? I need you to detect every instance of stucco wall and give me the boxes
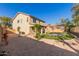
[12,13,45,36]
[12,14,31,35]
[45,25,64,33]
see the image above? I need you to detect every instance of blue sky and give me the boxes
[0,3,73,24]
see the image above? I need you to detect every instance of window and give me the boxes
[27,17,28,22]
[33,19,36,23]
[21,32,25,34]
[17,20,19,23]
[17,19,22,23]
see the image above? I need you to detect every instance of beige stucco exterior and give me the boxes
[12,12,65,37]
[12,12,45,36]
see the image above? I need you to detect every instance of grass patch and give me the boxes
[41,32,75,40]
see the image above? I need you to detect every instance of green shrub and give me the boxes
[63,32,75,39]
[36,32,41,40]
[42,32,75,40]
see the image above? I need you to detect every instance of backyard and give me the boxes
[0,33,79,56]
[0,3,79,56]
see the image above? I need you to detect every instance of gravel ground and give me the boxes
[2,34,79,56]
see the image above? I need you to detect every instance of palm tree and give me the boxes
[60,18,75,32]
[72,4,79,26]
[72,4,79,32]
[66,20,75,32]
[60,18,68,32]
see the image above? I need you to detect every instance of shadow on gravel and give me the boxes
[3,34,79,56]
[60,40,79,54]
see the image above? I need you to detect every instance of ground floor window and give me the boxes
[21,32,25,34]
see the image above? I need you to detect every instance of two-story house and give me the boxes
[12,12,45,36]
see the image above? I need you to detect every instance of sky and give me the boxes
[0,3,73,24]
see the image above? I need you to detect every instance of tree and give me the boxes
[71,4,79,32]
[60,18,68,32]
[32,24,42,39]
[0,16,11,27]
[66,20,75,32]
[60,18,75,32]
[72,4,79,26]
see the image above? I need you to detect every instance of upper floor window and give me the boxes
[33,19,36,23]
[27,17,28,22]
[17,19,22,23]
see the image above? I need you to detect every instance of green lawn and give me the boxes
[41,32,75,40]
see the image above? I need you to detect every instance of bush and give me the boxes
[63,32,75,39]
[35,32,42,40]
